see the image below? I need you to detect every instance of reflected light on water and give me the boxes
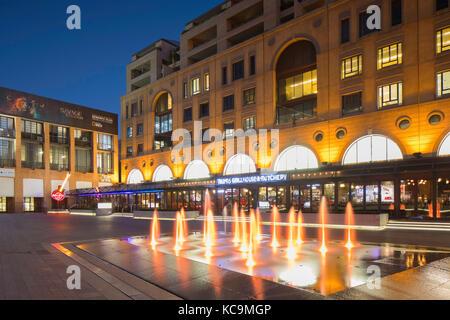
[279,265,317,287]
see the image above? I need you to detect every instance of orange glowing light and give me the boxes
[246,211,256,268]
[174,211,185,251]
[319,196,328,254]
[240,209,248,252]
[271,205,280,249]
[296,210,304,245]
[232,202,240,244]
[255,208,262,242]
[150,209,160,247]
[286,207,296,259]
[204,209,216,259]
[344,202,355,249]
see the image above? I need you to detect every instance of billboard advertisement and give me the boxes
[0,87,118,135]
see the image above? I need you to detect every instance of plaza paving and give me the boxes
[0,213,449,300]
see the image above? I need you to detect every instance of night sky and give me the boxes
[0,0,223,134]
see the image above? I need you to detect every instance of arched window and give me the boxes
[184,160,210,180]
[274,145,319,172]
[127,169,144,184]
[342,134,403,165]
[152,165,173,182]
[438,132,450,156]
[223,154,256,176]
[153,92,173,150]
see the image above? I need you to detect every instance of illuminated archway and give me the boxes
[274,145,319,172]
[342,134,403,165]
[438,132,450,156]
[183,160,210,180]
[223,154,256,176]
[152,165,173,182]
[126,169,144,184]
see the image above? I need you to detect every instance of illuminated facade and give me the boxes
[75,0,450,219]
[0,87,119,213]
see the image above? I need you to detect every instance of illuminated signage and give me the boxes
[51,190,66,202]
[97,203,112,209]
[217,173,287,186]
[0,87,117,135]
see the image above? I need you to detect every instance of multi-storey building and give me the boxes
[74,0,450,219]
[127,39,180,93]
[0,87,119,213]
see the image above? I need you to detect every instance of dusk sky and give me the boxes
[0,0,223,133]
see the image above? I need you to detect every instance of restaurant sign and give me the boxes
[217,173,288,186]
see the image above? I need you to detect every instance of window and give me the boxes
[341,55,363,79]
[199,102,209,118]
[183,82,188,99]
[223,95,235,111]
[137,123,143,136]
[204,73,210,91]
[276,100,317,124]
[232,61,244,81]
[24,197,35,212]
[378,82,403,109]
[75,148,92,173]
[222,66,228,85]
[126,126,133,138]
[391,0,402,26]
[436,0,449,11]
[97,151,113,173]
[377,43,402,69]
[191,77,200,95]
[341,18,350,44]
[97,134,113,151]
[223,122,235,139]
[50,126,69,144]
[243,116,256,131]
[50,145,69,171]
[278,69,317,103]
[137,144,144,155]
[359,10,379,37]
[21,143,44,169]
[342,92,363,115]
[436,27,450,54]
[202,128,210,141]
[74,130,92,147]
[249,56,256,75]
[437,70,450,97]
[21,120,43,141]
[139,100,143,115]
[0,139,15,167]
[0,197,6,212]
[183,107,193,122]
[0,116,14,138]
[131,103,138,117]
[243,88,256,106]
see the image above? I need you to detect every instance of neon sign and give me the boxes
[217,173,288,186]
[51,190,66,201]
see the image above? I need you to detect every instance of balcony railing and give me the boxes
[76,165,93,173]
[0,159,15,167]
[0,129,15,139]
[50,163,69,171]
[22,161,44,169]
[97,167,113,174]
[75,139,92,148]
[21,132,44,142]
[50,134,69,145]
[97,144,113,151]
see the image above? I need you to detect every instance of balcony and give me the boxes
[0,129,15,139]
[0,159,15,167]
[75,138,92,148]
[50,134,69,145]
[227,1,263,32]
[22,161,44,169]
[21,132,44,142]
[97,167,114,175]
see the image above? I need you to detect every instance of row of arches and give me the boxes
[127,133,450,184]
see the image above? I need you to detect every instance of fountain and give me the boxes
[319,196,328,254]
[296,209,304,245]
[239,209,248,252]
[286,207,296,259]
[246,210,256,268]
[174,210,186,251]
[271,205,280,249]
[232,202,240,244]
[150,209,159,247]
[345,202,355,249]
[204,209,216,258]
[255,208,262,242]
